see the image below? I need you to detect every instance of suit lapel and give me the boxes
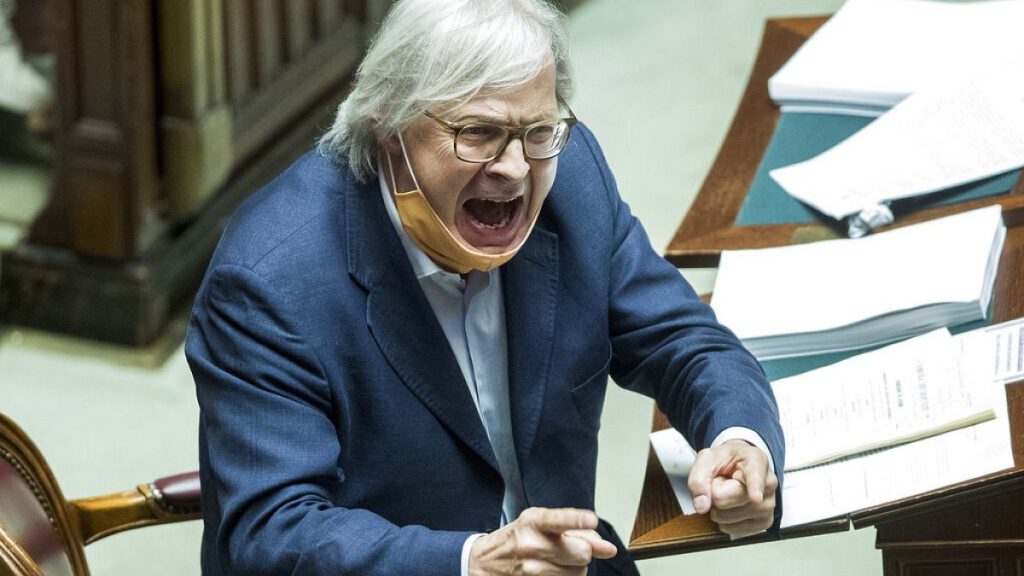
[345,175,499,473]
[503,225,559,466]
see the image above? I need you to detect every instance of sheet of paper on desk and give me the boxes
[958,316,1024,386]
[775,329,994,472]
[781,380,1012,528]
[769,75,1024,220]
[649,429,697,515]
[767,0,1024,116]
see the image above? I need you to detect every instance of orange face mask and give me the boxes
[385,134,545,274]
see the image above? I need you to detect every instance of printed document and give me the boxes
[775,329,993,472]
[769,76,1024,220]
[959,316,1024,386]
[768,0,1024,116]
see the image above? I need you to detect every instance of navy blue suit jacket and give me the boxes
[186,123,784,575]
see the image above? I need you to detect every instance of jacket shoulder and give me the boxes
[211,151,356,271]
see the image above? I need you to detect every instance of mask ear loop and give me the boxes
[389,131,421,191]
[384,146,399,193]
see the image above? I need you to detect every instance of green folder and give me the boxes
[736,112,1020,227]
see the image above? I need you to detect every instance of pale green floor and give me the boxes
[0,0,883,574]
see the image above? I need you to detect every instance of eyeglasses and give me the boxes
[424,99,578,163]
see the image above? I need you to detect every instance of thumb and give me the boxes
[687,450,720,514]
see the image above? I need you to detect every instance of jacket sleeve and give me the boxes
[187,264,472,575]
[574,126,786,530]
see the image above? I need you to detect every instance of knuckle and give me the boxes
[520,559,543,576]
[515,535,544,558]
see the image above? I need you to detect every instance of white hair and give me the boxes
[317,0,574,182]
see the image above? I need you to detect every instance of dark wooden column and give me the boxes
[0,0,173,345]
[41,0,164,259]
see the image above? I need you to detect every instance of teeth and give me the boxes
[478,214,511,229]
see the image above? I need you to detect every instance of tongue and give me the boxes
[465,198,517,228]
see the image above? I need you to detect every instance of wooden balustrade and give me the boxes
[1,0,385,345]
[160,0,363,221]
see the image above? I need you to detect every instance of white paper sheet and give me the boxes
[649,428,697,514]
[774,329,993,472]
[768,0,1024,115]
[780,381,1012,528]
[959,316,1024,386]
[769,76,1024,220]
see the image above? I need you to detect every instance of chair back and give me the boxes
[0,413,88,576]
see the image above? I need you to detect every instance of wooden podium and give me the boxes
[629,16,1024,576]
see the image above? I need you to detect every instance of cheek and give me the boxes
[420,164,479,222]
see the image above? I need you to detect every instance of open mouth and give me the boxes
[458,196,526,248]
[464,196,522,229]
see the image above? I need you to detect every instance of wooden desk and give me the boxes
[662,17,1024,269]
[630,16,1024,576]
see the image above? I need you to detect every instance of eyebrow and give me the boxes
[453,111,558,125]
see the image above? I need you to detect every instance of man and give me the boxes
[186,1,784,574]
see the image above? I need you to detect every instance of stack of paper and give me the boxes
[709,205,1006,360]
[769,76,1024,221]
[768,0,1024,116]
[649,318,1019,529]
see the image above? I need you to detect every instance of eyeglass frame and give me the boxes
[423,97,578,163]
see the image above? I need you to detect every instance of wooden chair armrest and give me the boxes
[69,471,201,545]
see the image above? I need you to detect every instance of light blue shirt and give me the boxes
[379,174,527,571]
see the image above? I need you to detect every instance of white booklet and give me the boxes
[709,205,1006,360]
[768,0,1024,116]
[769,75,1024,221]
[650,320,1018,529]
[773,329,993,472]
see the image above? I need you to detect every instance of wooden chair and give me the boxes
[0,412,200,576]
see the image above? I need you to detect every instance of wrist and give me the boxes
[462,533,486,576]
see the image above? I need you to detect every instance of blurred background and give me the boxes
[1,0,881,573]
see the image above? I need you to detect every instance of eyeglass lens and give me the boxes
[456,121,571,161]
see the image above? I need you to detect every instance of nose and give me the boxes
[484,137,530,182]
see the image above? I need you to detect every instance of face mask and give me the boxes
[385,134,543,274]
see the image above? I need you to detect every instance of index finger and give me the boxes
[734,451,769,504]
[524,508,599,534]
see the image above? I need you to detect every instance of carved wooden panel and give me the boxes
[48,0,162,259]
[883,548,1024,576]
